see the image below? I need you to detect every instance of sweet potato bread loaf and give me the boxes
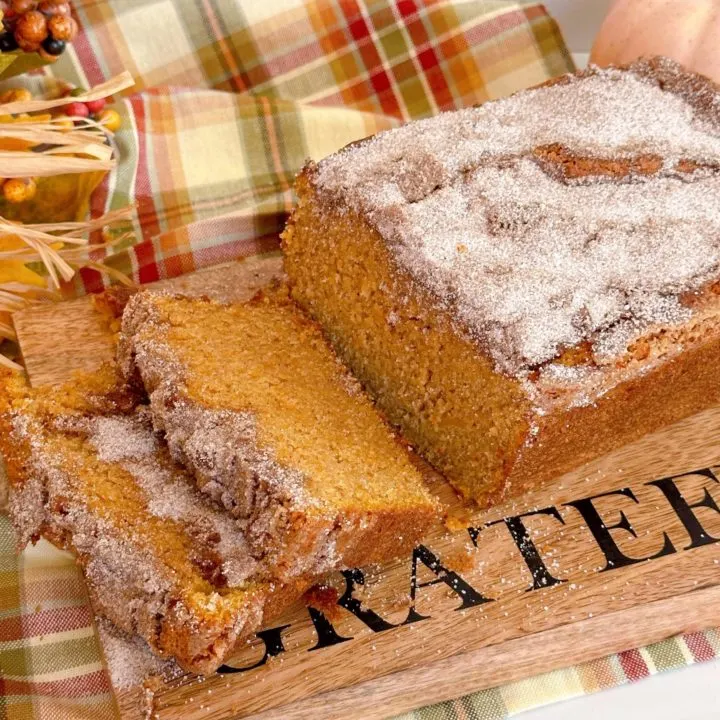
[118,288,441,580]
[283,57,720,506]
[0,368,303,675]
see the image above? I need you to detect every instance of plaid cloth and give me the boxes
[5,1,714,719]
[395,634,720,720]
[0,516,116,720]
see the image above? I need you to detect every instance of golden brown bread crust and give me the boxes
[507,328,720,493]
[283,57,720,505]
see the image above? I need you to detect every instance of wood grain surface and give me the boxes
[12,256,720,720]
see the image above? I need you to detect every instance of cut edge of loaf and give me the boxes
[117,290,443,579]
[283,176,532,505]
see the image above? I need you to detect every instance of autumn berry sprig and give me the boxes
[1,176,36,202]
[0,0,77,63]
[0,87,36,204]
[62,88,122,132]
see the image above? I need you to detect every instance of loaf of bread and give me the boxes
[118,288,441,579]
[283,57,720,505]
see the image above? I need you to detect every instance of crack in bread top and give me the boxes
[310,57,720,376]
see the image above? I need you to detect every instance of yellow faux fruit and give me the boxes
[3,177,37,204]
[590,0,720,84]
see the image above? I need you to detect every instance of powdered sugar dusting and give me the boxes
[97,618,181,692]
[313,58,720,375]
[89,415,157,462]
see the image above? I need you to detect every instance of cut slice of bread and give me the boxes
[119,287,442,580]
[0,368,306,675]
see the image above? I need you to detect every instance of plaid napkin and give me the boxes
[0,515,116,720]
[4,2,715,719]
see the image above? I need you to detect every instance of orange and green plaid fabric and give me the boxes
[67,0,571,116]
[394,631,720,720]
[5,1,718,720]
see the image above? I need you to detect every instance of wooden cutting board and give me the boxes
[13,256,720,720]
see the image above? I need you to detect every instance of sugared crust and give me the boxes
[306,57,720,377]
[507,327,720,495]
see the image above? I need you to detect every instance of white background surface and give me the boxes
[544,0,615,66]
[517,2,720,717]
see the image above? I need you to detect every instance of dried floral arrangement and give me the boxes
[0,72,136,369]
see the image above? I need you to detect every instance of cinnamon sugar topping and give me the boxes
[53,410,260,587]
[312,58,720,375]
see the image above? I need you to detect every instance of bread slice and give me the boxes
[118,288,441,579]
[0,367,305,675]
[282,57,720,506]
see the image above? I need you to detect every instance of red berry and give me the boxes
[84,97,106,113]
[64,101,89,117]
